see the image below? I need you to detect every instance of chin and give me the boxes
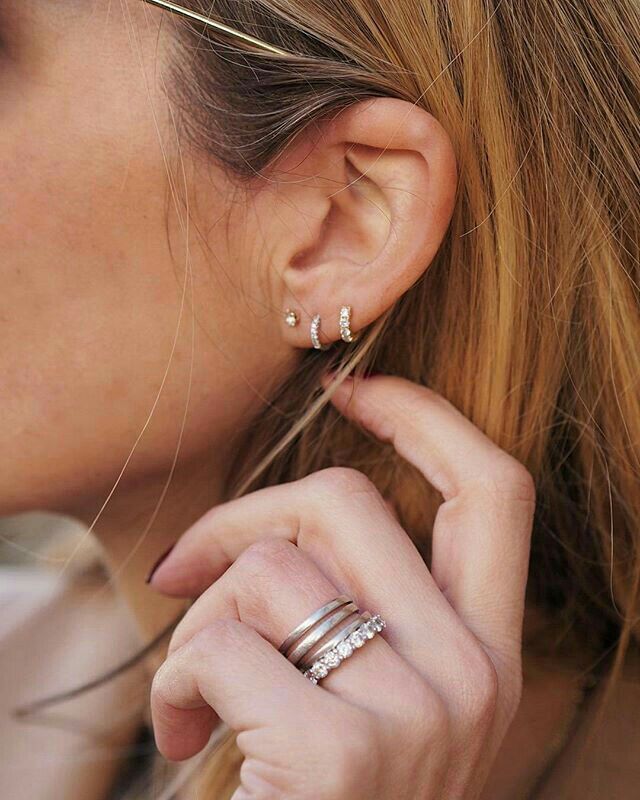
[0,458,102,520]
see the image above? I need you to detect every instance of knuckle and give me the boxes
[233,540,309,622]
[238,758,281,800]
[150,655,188,716]
[166,627,183,656]
[236,537,298,576]
[383,673,451,762]
[312,466,379,501]
[461,646,500,729]
[393,690,451,779]
[150,659,171,703]
[479,454,537,505]
[419,690,451,751]
[190,617,248,654]
[323,710,380,797]
[386,380,429,414]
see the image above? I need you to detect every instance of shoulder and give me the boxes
[0,565,61,637]
[0,565,148,800]
[0,561,142,655]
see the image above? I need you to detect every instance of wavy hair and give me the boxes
[147,1,640,795]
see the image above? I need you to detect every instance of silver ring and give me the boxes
[284,602,359,666]
[278,595,351,656]
[296,612,371,671]
[302,614,386,684]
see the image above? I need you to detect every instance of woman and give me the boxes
[1,0,638,797]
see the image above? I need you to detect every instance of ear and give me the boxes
[254,97,457,348]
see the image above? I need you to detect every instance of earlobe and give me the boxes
[263,97,457,349]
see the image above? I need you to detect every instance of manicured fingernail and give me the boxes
[145,544,175,584]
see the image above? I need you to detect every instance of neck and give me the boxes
[74,451,227,669]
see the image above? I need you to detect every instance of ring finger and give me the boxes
[165,537,438,732]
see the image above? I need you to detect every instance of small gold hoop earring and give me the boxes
[339,305,356,343]
[310,314,327,350]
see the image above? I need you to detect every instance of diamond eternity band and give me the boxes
[302,614,386,684]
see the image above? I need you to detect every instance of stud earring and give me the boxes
[284,308,299,327]
[339,305,356,342]
[310,314,327,350]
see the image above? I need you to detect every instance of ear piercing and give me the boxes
[310,314,325,349]
[285,306,357,349]
[339,305,354,343]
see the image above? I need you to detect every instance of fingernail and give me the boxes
[145,544,175,584]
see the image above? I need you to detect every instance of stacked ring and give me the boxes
[301,614,386,684]
[278,596,387,685]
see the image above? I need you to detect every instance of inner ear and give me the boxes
[290,143,392,273]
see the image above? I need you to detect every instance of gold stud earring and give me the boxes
[339,305,356,342]
[284,308,299,327]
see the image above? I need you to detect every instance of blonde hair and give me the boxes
[164,1,640,795]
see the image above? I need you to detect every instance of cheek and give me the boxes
[0,23,201,512]
[0,92,174,361]
[0,10,285,517]
[0,11,176,367]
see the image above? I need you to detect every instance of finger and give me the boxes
[323,373,536,666]
[151,617,332,760]
[150,469,434,606]
[166,538,430,724]
[149,467,475,708]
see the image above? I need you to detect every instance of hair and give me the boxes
[155,1,639,796]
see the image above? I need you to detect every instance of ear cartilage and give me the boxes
[310,314,326,349]
[339,305,355,343]
[284,308,300,327]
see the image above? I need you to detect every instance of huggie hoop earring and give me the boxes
[310,315,326,350]
[339,305,356,343]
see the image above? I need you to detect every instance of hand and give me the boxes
[147,374,536,799]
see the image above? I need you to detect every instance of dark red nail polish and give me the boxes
[145,544,175,584]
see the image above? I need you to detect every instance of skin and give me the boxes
[1,2,588,798]
[0,0,455,624]
[149,374,536,798]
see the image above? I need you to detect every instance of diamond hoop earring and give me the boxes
[310,314,327,350]
[339,305,356,343]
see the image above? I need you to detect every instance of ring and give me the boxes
[302,614,386,684]
[278,595,352,657]
[296,611,370,670]
[284,602,359,666]
[278,596,386,685]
